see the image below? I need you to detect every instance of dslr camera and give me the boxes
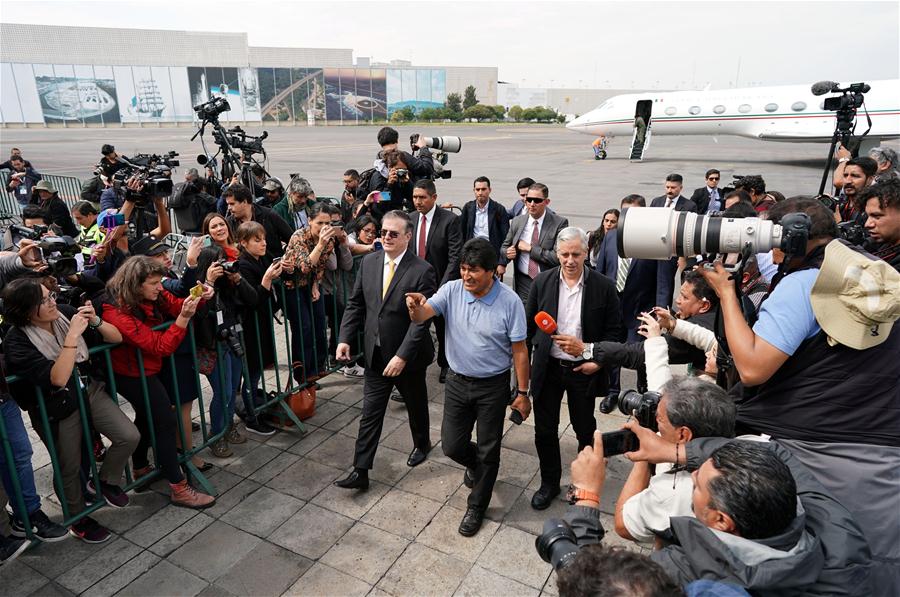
[219,322,244,358]
[410,134,461,180]
[216,259,240,274]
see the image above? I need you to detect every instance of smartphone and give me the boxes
[373,240,383,251]
[508,409,523,426]
[272,257,282,265]
[377,190,392,203]
[190,283,204,299]
[202,235,212,247]
[601,430,639,457]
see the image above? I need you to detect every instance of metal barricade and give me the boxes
[0,261,363,538]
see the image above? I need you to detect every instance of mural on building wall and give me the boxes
[2,63,445,124]
[33,65,121,123]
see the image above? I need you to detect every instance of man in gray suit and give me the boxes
[334,210,437,490]
[499,183,569,302]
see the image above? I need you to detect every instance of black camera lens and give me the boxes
[535,519,580,571]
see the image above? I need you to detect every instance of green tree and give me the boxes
[491,105,507,120]
[419,107,447,121]
[463,85,478,110]
[508,105,524,121]
[446,92,462,114]
[462,104,493,121]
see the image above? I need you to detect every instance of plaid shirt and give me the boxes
[283,227,334,287]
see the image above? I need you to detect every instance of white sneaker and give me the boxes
[342,364,365,379]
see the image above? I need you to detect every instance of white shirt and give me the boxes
[383,248,406,288]
[621,463,694,544]
[516,212,546,274]
[473,200,490,240]
[415,204,437,256]
[550,271,585,361]
[663,196,678,208]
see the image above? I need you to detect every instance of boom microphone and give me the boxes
[811,80,840,96]
[535,311,558,335]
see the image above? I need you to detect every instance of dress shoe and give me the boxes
[439,367,449,384]
[599,393,618,414]
[390,389,404,403]
[463,467,476,489]
[407,444,431,467]
[530,485,561,510]
[458,506,486,537]
[334,469,369,491]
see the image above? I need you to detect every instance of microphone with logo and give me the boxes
[509,312,559,425]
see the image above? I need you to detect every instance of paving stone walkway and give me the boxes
[3,363,644,596]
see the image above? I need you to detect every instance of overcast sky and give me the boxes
[4,1,898,89]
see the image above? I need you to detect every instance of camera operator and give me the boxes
[169,168,218,234]
[557,428,872,594]
[833,155,877,224]
[224,183,293,260]
[868,146,899,181]
[257,178,284,209]
[29,180,78,238]
[613,378,735,544]
[4,155,42,208]
[859,178,900,270]
[274,176,316,232]
[361,149,418,218]
[97,144,127,180]
[700,197,900,591]
[340,169,360,221]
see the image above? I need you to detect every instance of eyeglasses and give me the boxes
[525,197,544,204]
[41,291,57,306]
[380,230,401,239]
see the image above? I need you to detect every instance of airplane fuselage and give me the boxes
[566,80,900,143]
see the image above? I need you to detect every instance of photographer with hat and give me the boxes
[700,197,900,592]
[30,180,78,238]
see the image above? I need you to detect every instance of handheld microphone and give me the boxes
[535,311,557,335]
[810,80,840,96]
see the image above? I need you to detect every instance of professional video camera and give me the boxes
[111,152,179,206]
[616,207,811,262]
[810,80,872,195]
[7,227,81,277]
[192,96,269,190]
[410,134,462,180]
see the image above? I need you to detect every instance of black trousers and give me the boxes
[514,271,534,303]
[607,326,647,395]
[115,373,184,484]
[433,315,448,370]
[353,347,430,470]
[441,370,509,509]
[534,359,598,487]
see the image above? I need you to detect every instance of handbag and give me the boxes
[197,347,217,376]
[42,385,80,422]
[287,385,316,421]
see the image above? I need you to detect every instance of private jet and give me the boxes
[566,79,900,160]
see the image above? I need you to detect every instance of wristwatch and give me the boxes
[516,389,529,397]
[567,486,600,505]
[580,342,594,360]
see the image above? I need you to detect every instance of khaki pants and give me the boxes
[36,381,139,518]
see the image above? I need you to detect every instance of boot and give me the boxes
[169,480,215,509]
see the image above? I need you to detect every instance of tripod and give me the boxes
[817,105,858,197]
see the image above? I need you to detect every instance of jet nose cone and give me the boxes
[566,113,589,131]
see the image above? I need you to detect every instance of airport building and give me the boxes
[0,23,498,127]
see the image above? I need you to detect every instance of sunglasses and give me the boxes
[525,197,544,204]
[380,230,401,239]
[708,177,720,181]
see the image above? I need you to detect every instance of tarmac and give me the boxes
[2,125,898,596]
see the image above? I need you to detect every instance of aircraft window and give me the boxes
[664,106,676,115]
[764,103,778,112]
[713,105,726,114]
[738,104,752,113]
[689,106,701,115]
[791,101,807,111]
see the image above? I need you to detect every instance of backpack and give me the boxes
[356,167,377,199]
[80,176,102,205]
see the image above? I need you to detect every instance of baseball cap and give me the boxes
[130,236,169,257]
[810,239,900,350]
[262,178,282,192]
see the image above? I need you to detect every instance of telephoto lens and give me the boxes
[535,519,580,570]
[424,136,462,153]
[617,207,785,259]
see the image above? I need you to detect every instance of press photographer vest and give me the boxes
[737,325,900,446]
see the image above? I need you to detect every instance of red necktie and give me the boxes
[418,215,427,257]
[528,219,540,279]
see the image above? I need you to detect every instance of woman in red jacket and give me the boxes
[102,256,214,509]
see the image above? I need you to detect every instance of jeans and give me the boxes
[208,348,243,435]
[0,399,41,518]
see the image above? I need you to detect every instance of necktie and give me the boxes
[418,215,427,257]
[528,220,540,279]
[383,259,395,298]
[616,257,631,293]
[665,197,673,208]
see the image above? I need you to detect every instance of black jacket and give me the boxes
[525,266,624,398]
[459,199,510,261]
[338,250,436,372]
[565,438,872,596]
[410,207,462,286]
[690,186,724,214]
[650,195,699,306]
[227,204,293,260]
[32,193,78,238]
[591,309,716,372]
[237,252,278,373]
[594,228,658,337]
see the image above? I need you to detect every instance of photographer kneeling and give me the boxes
[613,377,735,545]
[554,424,871,594]
[700,197,900,591]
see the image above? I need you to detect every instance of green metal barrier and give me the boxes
[0,260,364,537]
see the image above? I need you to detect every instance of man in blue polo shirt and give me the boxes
[406,237,531,537]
